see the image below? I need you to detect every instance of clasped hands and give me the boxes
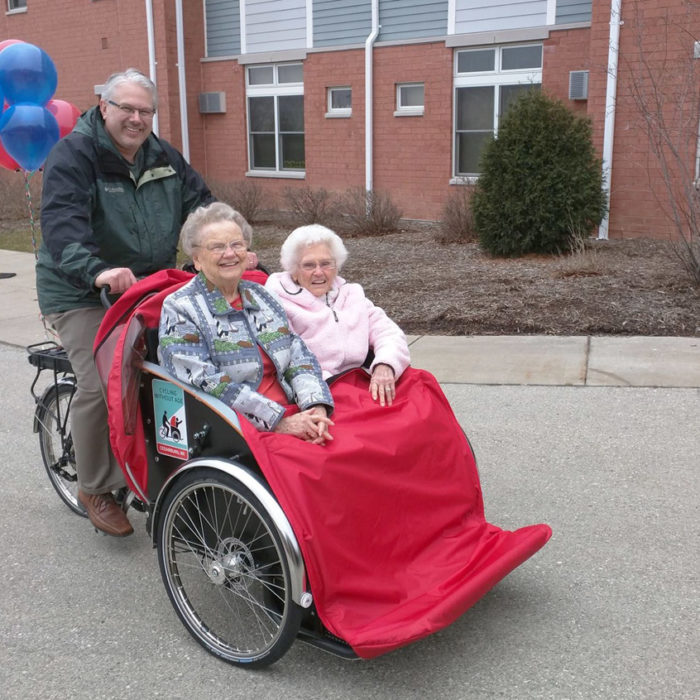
[275,405,334,445]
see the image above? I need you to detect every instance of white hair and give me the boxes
[180,202,253,256]
[102,68,158,110]
[280,224,349,272]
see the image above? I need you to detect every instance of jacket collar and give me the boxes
[194,272,262,316]
[75,105,170,176]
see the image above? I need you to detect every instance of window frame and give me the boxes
[6,0,27,12]
[245,62,305,177]
[326,86,352,118]
[453,43,542,180]
[395,82,425,117]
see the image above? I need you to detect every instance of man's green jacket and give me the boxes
[37,106,213,315]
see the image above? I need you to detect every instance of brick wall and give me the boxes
[372,42,454,220]
[0,0,150,111]
[542,27,590,116]
[198,59,249,188]
[589,0,700,239]
[0,0,209,160]
[5,1,699,240]
[304,49,365,195]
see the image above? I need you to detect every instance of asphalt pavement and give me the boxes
[1,248,698,698]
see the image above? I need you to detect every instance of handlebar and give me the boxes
[100,285,113,309]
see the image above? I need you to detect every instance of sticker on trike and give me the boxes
[153,378,189,460]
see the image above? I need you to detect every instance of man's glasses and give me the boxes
[300,260,336,272]
[195,240,248,254]
[107,100,156,119]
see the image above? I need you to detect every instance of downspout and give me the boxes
[598,0,623,240]
[695,115,700,185]
[145,0,159,135]
[175,0,190,161]
[365,0,379,194]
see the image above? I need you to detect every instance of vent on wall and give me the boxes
[569,71,589,101]
[199,92,226,114]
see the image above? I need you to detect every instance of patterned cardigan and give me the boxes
[158,273,334,431]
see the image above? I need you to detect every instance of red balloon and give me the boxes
[0,138,20,170]
[0,39,24,53]
[46,99,80,138]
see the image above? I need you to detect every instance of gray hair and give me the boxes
[180,202,253,256]
[102,68,158,111]
[280,224,348,272]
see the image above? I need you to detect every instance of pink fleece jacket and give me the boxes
[265,272,410,380]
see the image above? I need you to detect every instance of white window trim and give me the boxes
[395,82,424,117]
[246,170,305,180]
[6,0,27,14]
[246,63,305,174]
[326,86,352,119]
[453,44,542,178]
[246,62,304,89]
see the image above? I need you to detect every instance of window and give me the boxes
[326,87,351,118]
[454,44,542,177]
[395,83,424,116]
[7,0,27,11]
[246,63,305,174]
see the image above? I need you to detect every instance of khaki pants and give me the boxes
[47,307,126,494]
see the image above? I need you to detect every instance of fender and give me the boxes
[33,376,76,433]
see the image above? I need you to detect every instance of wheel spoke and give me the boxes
[157,469,301,666]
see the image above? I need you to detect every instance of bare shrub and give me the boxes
[625,1,700,284]
[283,185,339,227]
[553,237,605,279]
[437,186,477,244]
[336,187,402,236]
[209,179,265,223]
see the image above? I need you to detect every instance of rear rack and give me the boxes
[27,341,72,374]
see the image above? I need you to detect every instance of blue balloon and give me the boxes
[0,103,59,171]
[0,42,57,106]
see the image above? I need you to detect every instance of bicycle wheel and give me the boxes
[156,467,302,668]
[36,380,86,517]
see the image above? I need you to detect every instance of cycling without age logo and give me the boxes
[153,379,189,459]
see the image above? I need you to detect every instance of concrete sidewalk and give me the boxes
[3,248,700,387]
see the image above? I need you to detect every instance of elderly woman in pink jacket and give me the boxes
[265,224,410,406]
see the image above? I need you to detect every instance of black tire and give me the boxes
[156,467,302,668]
[36,380,86,517]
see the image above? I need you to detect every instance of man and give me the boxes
[37,68,214,536]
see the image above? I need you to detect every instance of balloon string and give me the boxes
[21,168,55,339]
[23,169,40,259]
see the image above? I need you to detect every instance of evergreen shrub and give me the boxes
[471,90,607,256]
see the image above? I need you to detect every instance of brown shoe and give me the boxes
[78,490,134,537]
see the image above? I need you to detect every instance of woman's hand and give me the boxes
[370,363,396,406]
[274,407,334,444]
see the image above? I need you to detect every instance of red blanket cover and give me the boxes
[95,271,551,659]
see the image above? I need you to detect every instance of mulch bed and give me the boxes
[253,221,700,337]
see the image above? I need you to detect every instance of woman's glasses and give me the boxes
[196,240,248,255]
[300,260,336,272]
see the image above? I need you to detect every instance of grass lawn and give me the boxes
[0,220,40,253]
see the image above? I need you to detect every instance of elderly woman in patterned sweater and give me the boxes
[158,203,334,444]
[264,224,410,407]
